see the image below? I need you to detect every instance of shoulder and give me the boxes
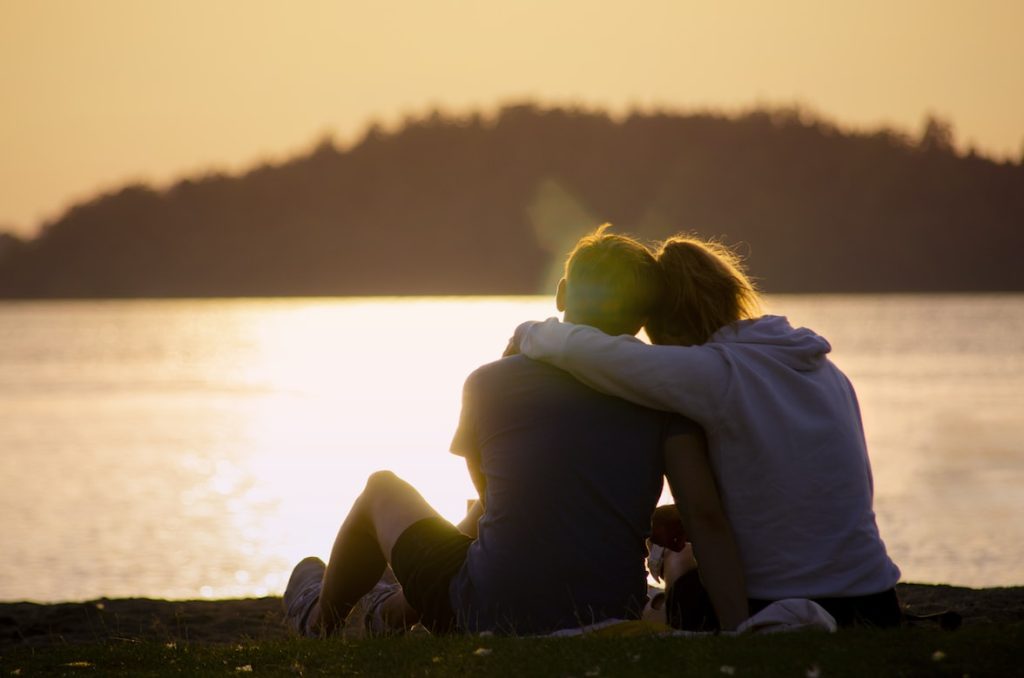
[468,354,566,379]
[466,354,530,380]
[462,354,553,392]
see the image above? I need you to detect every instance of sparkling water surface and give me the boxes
[1,295,1021,601]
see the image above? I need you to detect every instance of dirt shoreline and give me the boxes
[1,583,1021,647]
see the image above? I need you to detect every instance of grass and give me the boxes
[2,625,1022,677]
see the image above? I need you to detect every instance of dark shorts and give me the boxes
[390,516,473,634]
[666,569,903,630]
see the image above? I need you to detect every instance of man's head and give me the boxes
[556,224,662,336]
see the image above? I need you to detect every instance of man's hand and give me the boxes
[651,503,687,551]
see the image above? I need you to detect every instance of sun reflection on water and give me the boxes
[1,295,1022,602]
[177,297,556,599]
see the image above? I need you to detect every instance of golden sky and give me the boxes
[2,0,1021,237]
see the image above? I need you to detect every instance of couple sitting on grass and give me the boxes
[284,225,901,637]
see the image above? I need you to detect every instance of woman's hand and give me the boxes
[503,320,547,357]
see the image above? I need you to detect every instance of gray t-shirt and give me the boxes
[449,354,694,634]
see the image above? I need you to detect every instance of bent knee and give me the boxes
[363,469,404,495]
[358,470,423,517]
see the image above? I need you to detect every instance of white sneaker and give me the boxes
[283,556,325,637]
[346,578,403,636]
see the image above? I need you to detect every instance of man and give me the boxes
[283,225,747,635]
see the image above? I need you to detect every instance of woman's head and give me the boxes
[646,235,761,345]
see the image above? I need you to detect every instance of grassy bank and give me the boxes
[2,584,1022,676]
[3,625,1023,677]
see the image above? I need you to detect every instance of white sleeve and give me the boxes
[516,318,729,424]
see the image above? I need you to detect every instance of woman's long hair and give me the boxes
[646,235,761,345]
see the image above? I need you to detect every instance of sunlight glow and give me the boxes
[187,297,557,593]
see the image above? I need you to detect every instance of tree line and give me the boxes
[1,104,1021,297]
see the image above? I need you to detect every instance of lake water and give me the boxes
[1,296,1022,602]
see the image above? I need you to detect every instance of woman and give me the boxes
[515,234,902,628]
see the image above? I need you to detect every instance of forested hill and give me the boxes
[1,105,1022,297]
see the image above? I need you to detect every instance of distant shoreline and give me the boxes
[3,106,1022,298]
[1,290,1023,302]
[2,583,1022,647]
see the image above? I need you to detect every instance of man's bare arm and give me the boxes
[664,431,749,630]
[456,457,486,538]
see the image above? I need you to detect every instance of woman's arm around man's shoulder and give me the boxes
[514,318,731,421]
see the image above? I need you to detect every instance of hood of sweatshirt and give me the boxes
[711,315,832,371]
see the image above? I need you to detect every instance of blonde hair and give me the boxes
[647,235,761,345]
[562,224,662,336]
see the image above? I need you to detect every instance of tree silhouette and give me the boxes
[919,115,956,154]
[0,104,1021,297]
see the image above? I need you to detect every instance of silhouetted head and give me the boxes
[556,224,662,336]
[646,235,761,346]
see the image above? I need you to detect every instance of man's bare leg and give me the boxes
[314,470,445,635]
[335,497,484,635]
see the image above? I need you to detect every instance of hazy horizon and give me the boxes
[2,0,1022,238]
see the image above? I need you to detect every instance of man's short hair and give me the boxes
[563,224,662,336]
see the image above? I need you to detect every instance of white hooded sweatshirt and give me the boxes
[517,315,900,600]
